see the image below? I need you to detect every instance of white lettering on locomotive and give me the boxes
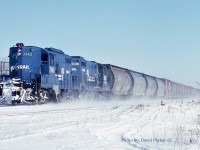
[50,66,55,73]
[11,65,30,71]
[66,70,70,74]
[87,76,95,82]
[72,68,77,71]
[71,62,79,66]
[86,70,89,76]
[61,68,65,75]
[104,75,107,81]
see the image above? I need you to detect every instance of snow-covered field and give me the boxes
[0,98,200,150]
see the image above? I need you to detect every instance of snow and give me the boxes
[0,98,200,150]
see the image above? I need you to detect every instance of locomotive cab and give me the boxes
[41,50,49,74]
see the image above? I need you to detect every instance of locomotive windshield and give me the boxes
[9,48,18,58]
[41,51,49,74]
[41,53,48,63]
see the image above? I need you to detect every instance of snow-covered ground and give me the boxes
[0,98,200,150]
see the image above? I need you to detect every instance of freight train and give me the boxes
[0,43,199,104]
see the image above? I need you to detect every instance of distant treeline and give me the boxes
[0,57,9,76]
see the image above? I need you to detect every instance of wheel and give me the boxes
[11,100,15,105]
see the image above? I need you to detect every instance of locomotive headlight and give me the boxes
[17,49,22,56]
[17,52,21,56]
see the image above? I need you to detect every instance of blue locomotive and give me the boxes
[0,43,198,104]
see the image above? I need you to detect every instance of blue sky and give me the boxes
[0,0,199,87]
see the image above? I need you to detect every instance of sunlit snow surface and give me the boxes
[0,98,200,150]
